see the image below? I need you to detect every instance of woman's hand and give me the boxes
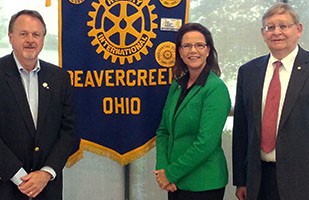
[153,169,177,192]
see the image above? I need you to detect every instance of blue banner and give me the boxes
[59,0,189,165]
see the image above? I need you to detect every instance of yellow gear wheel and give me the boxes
[87,0,158,65]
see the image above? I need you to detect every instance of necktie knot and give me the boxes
[274,61,282,70]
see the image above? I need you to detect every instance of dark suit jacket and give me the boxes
[232,46,309,200]
[0,54,76,200]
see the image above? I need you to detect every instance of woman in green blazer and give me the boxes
[154,23,231,200]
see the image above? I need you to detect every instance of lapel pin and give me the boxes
[42,82,50,89]
[297,66,302,71]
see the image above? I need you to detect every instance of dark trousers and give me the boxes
[257,161,280,200]
[168,187,225,200]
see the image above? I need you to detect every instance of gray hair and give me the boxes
[262,2,300,26]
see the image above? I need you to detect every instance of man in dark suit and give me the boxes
[233,2,309,200]
[0,10,77,199]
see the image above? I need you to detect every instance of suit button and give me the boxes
[34,147,40,152]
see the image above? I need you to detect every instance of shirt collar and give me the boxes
[13,53,41,73]
[269,45,298,73]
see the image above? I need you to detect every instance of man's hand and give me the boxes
[236,186,247,200]
[18,170,52,198]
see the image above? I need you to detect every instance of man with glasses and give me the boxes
[233,2,309,200]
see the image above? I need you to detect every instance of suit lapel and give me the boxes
[252,55,269,139]
[37,62,51,135]
[174,85,201,120]
[5,56,36,136]
[166,84,180,133]
[279,48,309,129]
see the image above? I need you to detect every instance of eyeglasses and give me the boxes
[181,43,208,51]
[262,24,296,32]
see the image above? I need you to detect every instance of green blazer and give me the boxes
[156,71,231,191]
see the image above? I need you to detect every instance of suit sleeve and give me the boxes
[42,71,77,175]
[155,81,178,170]
[0,138,23,181]
[155,112,170,170]
[0,63,24,181]
[232,67,248,187]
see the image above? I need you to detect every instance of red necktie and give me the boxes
[261,61,282,153]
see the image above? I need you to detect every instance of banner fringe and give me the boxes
[67,137,156,166]
[65,148,84,168]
